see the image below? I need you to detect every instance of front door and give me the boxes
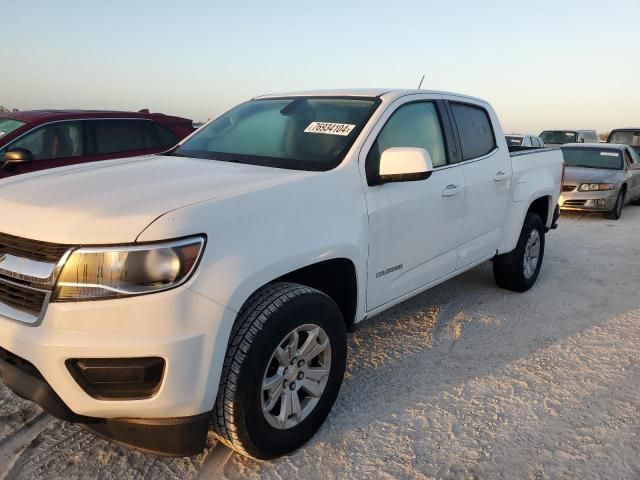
[363,98,464,311]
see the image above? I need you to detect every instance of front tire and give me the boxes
[211,282,347,459]
[604,188,625,220]
[493,212,545,292]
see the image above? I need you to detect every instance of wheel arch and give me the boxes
[226,255,361,333]
[498,195,553,255]
[275,258,358,331]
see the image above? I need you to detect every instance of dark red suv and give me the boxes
[0,110,194,178]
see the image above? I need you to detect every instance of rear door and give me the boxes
[363,95,465,310]
[446,99,511,269]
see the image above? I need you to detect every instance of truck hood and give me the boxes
[0,155,308,244]
[564,166,622,185]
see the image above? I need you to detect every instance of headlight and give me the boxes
[578,183,616,191]
[53,236,205,301]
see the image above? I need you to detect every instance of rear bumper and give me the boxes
[0,345,209,456]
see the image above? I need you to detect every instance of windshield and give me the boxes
[540,131,577,144]
[608,130,640,146]
[0,119,25,140]
[505,136,523,146]
[173,97,378,171]
[562,147,623,170]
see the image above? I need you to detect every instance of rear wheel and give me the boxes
[493,212,545,292]
[604,188,625,220]
[211,282,347,459]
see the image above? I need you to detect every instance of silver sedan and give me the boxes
[559,143,640,220]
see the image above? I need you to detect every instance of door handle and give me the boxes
[442,184,463,197]
[494,171,509,182]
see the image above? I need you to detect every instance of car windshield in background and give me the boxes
[540,131,577,144]
[505,136,523,146]
[561,147,623,170]
[608,130,640,146]
[173,97,378,171]
[0,119,25,139]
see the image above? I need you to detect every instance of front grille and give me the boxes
[0,278,48,317]
[564,200,587,206]
[0,233,70,324]
[0,232,70,263]
[562,184,576,192]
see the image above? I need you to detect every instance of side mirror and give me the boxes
[379,147,433,183]
[3,148,33,168]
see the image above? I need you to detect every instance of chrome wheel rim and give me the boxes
[261,324,332,430]
[523,229,540,279]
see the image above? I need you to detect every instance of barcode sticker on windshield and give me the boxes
[304,122,355,136]
[601,152,620,157]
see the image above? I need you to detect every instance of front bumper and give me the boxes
[0,285,237,455]
[559,189,618,212]
[0,346,210,456]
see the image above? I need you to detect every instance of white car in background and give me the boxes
[505,134,545,148]
[0,89,564,459]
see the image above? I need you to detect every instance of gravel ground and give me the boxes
[1,208,639,480]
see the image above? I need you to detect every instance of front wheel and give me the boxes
[211,282,347,459]
[604,188,625,220]
[493,212,545,292]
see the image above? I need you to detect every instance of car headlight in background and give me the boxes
[578,183,616,192]
[53,236,205,301]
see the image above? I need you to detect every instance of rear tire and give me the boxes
[493,212,545,292]
[604,188,625,220]
[211,282,347,459]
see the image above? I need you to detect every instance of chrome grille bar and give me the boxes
[0,234,72,326]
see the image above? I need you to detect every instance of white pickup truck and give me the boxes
[0,89,563,459]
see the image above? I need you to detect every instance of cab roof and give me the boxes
[253,88,488,104]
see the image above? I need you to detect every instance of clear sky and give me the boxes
[3,0,638,133]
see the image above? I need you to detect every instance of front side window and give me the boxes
[92,120,157,155]
[450,103,496,160]
[628,147,640,165]
[173,97,377,171]
[365,101,447,184]
[8,121,83,160]
[623,149,635,168]
[561,147,623,170]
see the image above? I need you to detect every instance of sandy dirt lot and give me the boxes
[1,207,639,480]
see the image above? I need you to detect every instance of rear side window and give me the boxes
[153,123,180,148]
[92,120,157,155]
[450,103,496,160]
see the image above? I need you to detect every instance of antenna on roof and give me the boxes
[417,74,425,89]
